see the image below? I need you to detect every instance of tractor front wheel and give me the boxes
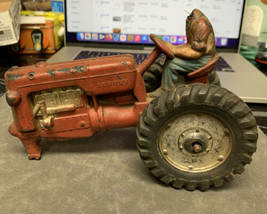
[136,84,258,190]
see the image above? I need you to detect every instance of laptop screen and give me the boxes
[65,0,245,49]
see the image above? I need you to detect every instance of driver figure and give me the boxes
[151,9,217,97]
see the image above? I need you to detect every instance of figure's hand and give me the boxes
[150,34,174,59]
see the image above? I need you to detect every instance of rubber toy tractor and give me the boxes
[5,34,258,190]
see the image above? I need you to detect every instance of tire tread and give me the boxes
[136,84,258,190]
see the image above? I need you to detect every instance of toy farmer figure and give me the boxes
[151,9,217,97]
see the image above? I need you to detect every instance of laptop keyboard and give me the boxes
[215,57,235,72]
[74,50,235,72]
[74,50,148,65]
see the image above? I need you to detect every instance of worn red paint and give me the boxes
[4,34,215,159]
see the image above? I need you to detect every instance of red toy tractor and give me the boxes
[5,34,258,190]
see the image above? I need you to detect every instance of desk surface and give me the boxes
[0,96,267,214]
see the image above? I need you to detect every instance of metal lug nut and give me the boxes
[218,155,224,161]
[163,149,168,155]
[188,165,194,170]
[224,129,230,135]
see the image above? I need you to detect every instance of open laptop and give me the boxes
[47,0,267,104]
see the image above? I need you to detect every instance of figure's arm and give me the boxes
[164,42,203,59]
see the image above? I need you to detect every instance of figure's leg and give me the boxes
[161,59,184,90]
[21,138,42,160]
[148,59,182,98]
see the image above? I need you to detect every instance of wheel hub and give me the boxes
[178,128,213,155]
[159,113,232,173]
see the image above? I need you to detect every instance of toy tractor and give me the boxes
[5,34,258,191]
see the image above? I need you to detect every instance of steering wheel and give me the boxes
[150,34,175,59]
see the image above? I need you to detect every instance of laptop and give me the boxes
[47,0,267,104]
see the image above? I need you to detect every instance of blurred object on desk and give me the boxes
[22,0,51,11]
[0,0,21,46]
[51,0,63,12]
[11,10,64,54]
[240,0,267,62]
[255,52,267,65]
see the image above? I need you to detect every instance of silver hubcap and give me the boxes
[159,113,232,173]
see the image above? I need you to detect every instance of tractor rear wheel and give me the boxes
[144,57,165,92]
[137,84,258,190]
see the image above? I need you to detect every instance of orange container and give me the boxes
[15,11,64,54]
[19,19,56,54]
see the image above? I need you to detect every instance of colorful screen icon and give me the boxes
[162,36,169,42]
[85,33,91,40]
[177,36,185,44]
[221,38,228,46]
[170,36,177,44]
[92,33,98,40]
[106,34,113,41]
[128,35,134,41]
[77,32,84,40]
[141,35,148,42]
[134,35,141,42]
[113,34,119,41]
[99,34,105,40]
[120,34,126,41]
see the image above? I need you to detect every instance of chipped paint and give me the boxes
[58,68,71,74]
[114,73,121,80]
[9,66,19,71]
[72,65,85,73]
[57,66,85,75]
[6,74,24,82]
[47,69,56,77]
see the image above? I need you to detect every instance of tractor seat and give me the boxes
[185,54,219,84]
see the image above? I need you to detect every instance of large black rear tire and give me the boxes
[137,84,258,190]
